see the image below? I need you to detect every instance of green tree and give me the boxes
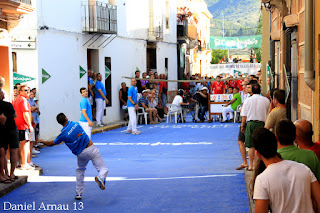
[256,13,262,35]
[253,48,261,63]
[211,49,229,64]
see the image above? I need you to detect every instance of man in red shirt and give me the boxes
[13,85,34,170]
[228,75,237,89]
[236,75,245,91]
[211,76,225,94]
[294,119,320,161]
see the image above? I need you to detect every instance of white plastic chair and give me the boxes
[234,104,241,123]
[166,104,183,123]
[137,107,149,124]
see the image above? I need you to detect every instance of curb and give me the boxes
[244,170,254,213]
[92,123,127,135]
[0,176,28,198]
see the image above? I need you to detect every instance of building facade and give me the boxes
[11,0,178,140]
[261,0,320,140]
[177,0,212,79]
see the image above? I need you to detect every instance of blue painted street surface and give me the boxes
[0,120,250,213]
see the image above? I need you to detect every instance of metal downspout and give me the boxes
[305,0,315,91]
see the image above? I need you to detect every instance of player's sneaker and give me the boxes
[95,176,105,190]
[132,130,141,135]
[125,130,132,134]
[75,194,82,200]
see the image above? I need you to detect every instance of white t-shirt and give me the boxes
[172,95,183,111]
[254,160,317,213]
[240,94,270,122]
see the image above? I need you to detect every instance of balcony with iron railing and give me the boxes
[0,0,34,14]
[82,1,117,34]
[149,14,163,40]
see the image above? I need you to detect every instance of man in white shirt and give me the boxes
[240,83,270,171]
[252,127,320,213]
[172,89,189,122]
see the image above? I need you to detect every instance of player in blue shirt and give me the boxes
[126,78,141,135]
[94,73,109,126]
[79,87,93,139]
[39,113,109,200]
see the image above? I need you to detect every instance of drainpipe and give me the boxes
[305,0,315,91]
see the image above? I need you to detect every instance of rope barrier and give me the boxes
[122,76,246,83]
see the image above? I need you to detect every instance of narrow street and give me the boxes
[0,121,249,212]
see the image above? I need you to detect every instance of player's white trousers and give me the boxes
[127,107,137,132]
[95,98,104,125]
[222,105,234,121]
[79,121,92,139]
[76,145,108,195]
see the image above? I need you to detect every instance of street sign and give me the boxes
[80,66,86,79]
[11,35,36,42]
[42,69,51,84]
[13,73,35,85]
[105,66,111,79]
[11,42,36,49]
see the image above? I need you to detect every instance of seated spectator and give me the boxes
[295,119,320,161]
[264,90,286,134]
[147,94,164,122]
[193,87,209,123]
[222,87,241,123]
[172,89,189,122]
[276,120,320,180]
[252,127,320,213]
[119,82,128,121]
[138,90,158,124]
[227,87,233,94]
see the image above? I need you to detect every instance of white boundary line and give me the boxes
[28,174,238,183]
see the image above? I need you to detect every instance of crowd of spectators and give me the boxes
[0,76,43,185]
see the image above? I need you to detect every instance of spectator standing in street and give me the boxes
[94,73,109,127]
[0,89,19,183]
[211,75,225,94]
[240,83,270,171]
[126,79,140,135]
[119,82,128,121]
[295,119,320,161]
[13,85,34,170]
[28,90,40,155]
[79,88,93,139]
[276,120,320,180]
[252,127,320,213]
[39,113,109,200]
[135,70,142,94]
[264,90,287,134]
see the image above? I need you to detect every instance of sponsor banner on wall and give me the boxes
[80,66,86,79]
[42,69,51,84]
[210,35,262,49]
[210,63,261,77]
[13,73,35,85]
[210,94,233,102]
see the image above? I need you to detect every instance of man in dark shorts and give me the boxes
[235,126,248,170]
[0,89,19,183]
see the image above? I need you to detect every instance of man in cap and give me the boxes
[194,87,209,123]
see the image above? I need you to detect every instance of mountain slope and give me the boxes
[205,0,261,36]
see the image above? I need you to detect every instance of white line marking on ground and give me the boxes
[28,174,237,182]
[93,142,213,146]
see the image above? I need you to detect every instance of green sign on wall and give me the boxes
[13,73,35,85]
[42,69,51,84]
[80,66,86,79]
[210,35,262,49]
[105,66,111,79]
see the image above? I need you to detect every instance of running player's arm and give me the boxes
[39,140,58,146]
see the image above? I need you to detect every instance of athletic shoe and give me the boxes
[21,164,35,170]
[75,194,82,200]
[37,142,44,146]
[132,130,141,135]
[95,176,106,190]
[32,148,40,154]
[125,130,132,134]
[97,124,104,127]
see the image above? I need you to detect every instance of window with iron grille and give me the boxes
[82,1,117,34]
